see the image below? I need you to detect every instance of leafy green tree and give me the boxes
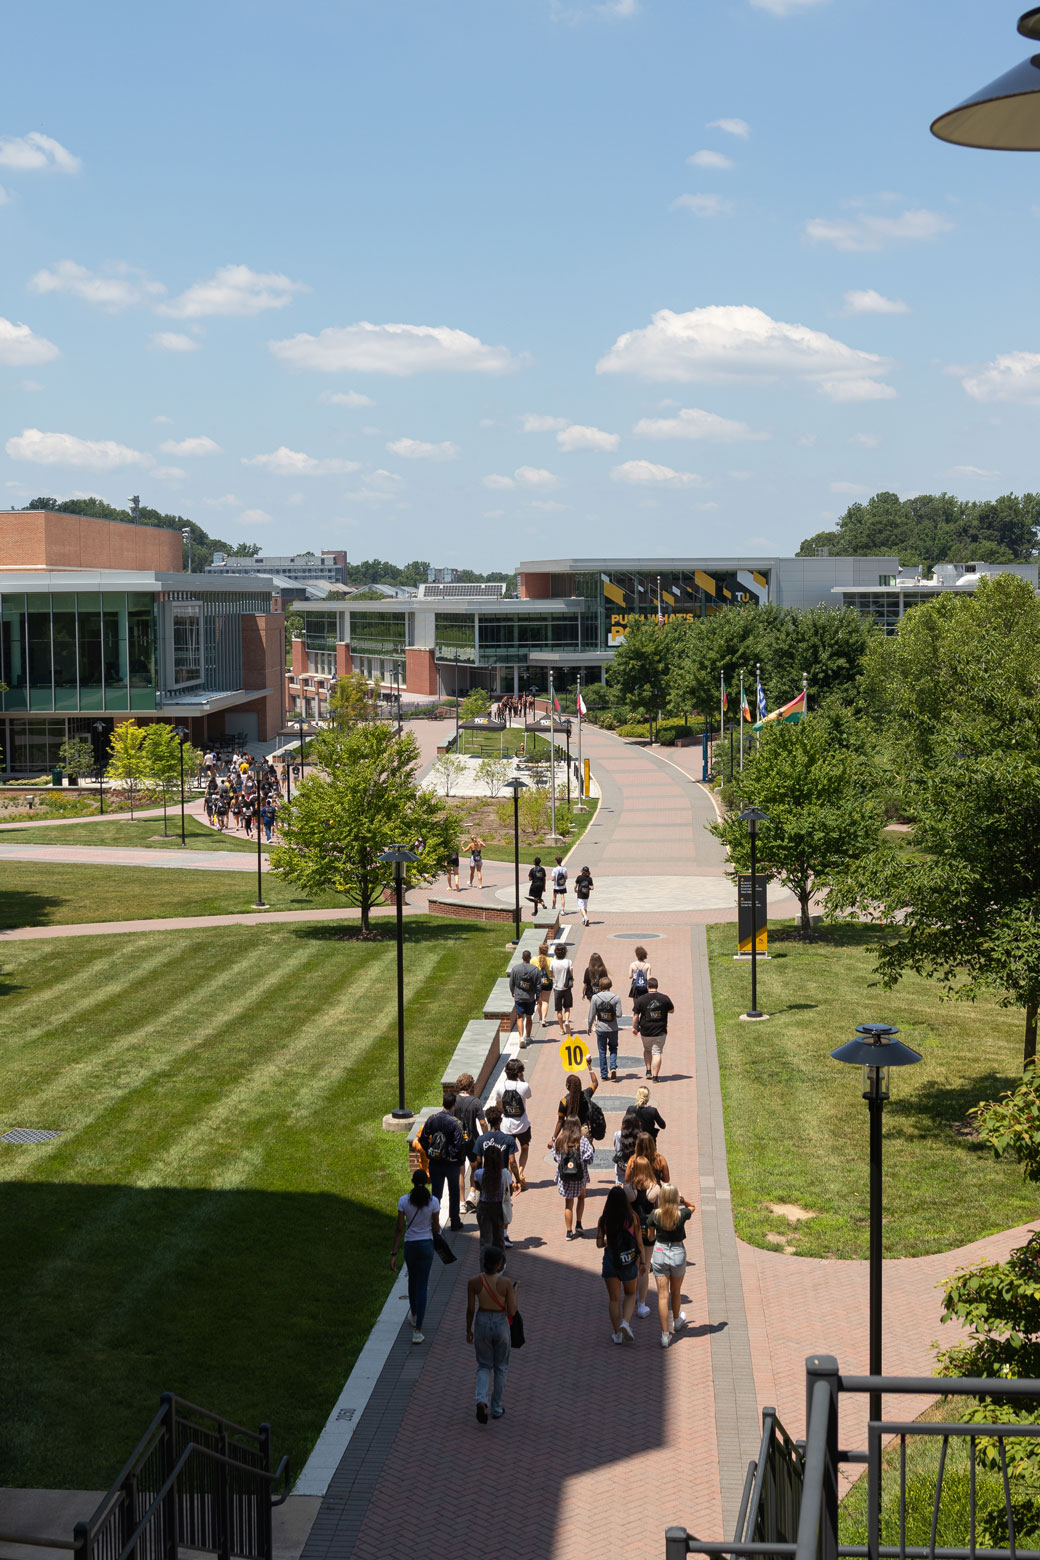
[711,715,884,936]
[476,756,510,797]
[105,720,149,819]
[142,725,202,836]
[607,617,671,737]
[797,489,1040,564]
[972,1068,1040,1183]
[57,737,96,781]
[327,672,375,728]
[270,723,460,933]
[430,754,465,796]
[460,688,489,721]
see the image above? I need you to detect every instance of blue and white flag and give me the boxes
[756,673,767,722]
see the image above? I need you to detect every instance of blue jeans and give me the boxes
[474,1310,510,1415]
[403,1239,435,1329]
[596,1031,618,1077]
[429,1158,462,1226]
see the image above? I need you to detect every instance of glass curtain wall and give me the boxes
[433,613,476,664]
[0,592,158,713]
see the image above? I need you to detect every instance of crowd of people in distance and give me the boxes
[199,748,285,839]
[392,938,692,1424]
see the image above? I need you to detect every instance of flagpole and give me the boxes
[549,668,558,841]
[576,673,586,812]
[739,669,745,773]
[720,670,725,742]
[803,669,808,717]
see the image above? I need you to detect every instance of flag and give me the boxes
[753,688,807,732]
[721,674,728,712]
[756,673,767,722]
[576,689,587,717]
[552,690,561,714]
[741,687,752,722]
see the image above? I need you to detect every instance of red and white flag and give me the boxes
[552,690,561,713]
[576,689,587,717]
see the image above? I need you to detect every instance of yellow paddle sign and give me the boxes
[558,1037,590,1073]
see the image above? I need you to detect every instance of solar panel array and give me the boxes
[416,582,507,598]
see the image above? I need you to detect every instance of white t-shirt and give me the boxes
[492,1076,532,1135]
[551,865,568,890]
[398,1192,440,1241]
[551,957,573,992]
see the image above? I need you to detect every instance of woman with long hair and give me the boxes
[634,1084,666,1143]
[474,1143,511,1256]
[535,940,553,1025]
[390,1167,441,1345]
[582,950,609,1002]
[634,1129,670,1184]
[553,1113,594,1238]
[612,1106,642,1186]
[548,1064,599,1150]
[465,1245,517,1422]
[596,1185,646,1344]
[625,1150,662,1319]
[646,1182,696,1346]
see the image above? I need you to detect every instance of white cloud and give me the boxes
[28,259,165,311]
[270,321,520,375]
[483,474,515,490]
[317,389,375,408]
[749,0,828,13]
[149,331,200,352]
[610,459,701,488]
[18,378,44,391]
[287,492,304,506]
[952,464,1000,478]
[386,437,459,461]
[670,194,733,218]
[159,435,221,457]
[843,288,910,316]
[242,446,360,476]
[0,132,80,173]
[708,117,750,138]
[959,352,1040,403]
[484,508,505,519]
[151,414,173,425]
[556,424,620,452]
[829,480,869,495]
[0,317,60,366]
[530,499,568,511]
[520,412,568,432]
[5,427,152,470]
[806,208,953,252]
[633,406,767,442]
[204,494,241,508]
[598,305,891,395]
[238,508,272,526]
[514,466,558,488]
[152,465,188,481]
[797,434,817,447]
[819,377,898,402]
[687,150,733,170]
[849,433,880,448]
[160,264,307,319]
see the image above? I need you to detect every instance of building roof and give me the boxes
[0,569,275,594]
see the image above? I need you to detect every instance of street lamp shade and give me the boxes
[378,844,419,867]
[173,725,188,741]
[503,778,529,794]
[931,10,1040,149]
[831,1023,923,1101]
[738,805,769,836]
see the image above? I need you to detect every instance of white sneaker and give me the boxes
[619,1319,635,1341]
[611,1331,624,1345]
[672,1312,687,1332]
[661,1332,672,1348]
[411,1330,424,1344]
[636,1303,651,1317]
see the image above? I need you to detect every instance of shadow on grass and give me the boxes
[292,917,508,947]
[889,1072,1022,1142]
[0,887,68,931]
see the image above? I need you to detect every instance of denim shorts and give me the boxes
[602,1249,639,1283]
[651,1242,687,1276]
[515,999,535,1017]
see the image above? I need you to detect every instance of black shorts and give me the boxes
[511,1127,532,1147]
[554,989,573,1011]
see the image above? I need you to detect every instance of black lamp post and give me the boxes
[173,725,188,846]
[92,721,106,815]
[297,714,306,777]
[738,806,769,1019]
[454,649,460,750]
[830,1023,922,1425]
[502,778,528,944]
[378,844,419,1119]
[932,9,1040,149]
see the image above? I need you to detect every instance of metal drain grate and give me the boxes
[2,1127,62,1144]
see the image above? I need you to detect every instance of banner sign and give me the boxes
[737,873,768,954]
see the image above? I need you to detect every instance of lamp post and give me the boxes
[830,1023,922,1426]
[454,649,461,751]
[932,10,1040,148]
[738,806,769,1020]
[502,778,528,944]
[92,721,106,815]
[297,714,306,778]
[378,845,419,1119]
[173,725,188,846]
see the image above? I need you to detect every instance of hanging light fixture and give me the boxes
[931,9,1040,149]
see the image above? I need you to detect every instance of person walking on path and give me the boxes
[260,797,277,843]
[613,1107,642,1186]
[588,975,623,1081]
[549,1065,599,1149]
[474,1143,514,1257]
[553,1113,594,1239]
[508,950,540,1046]
[468,835,485,888]
[635,1128,671,1184]
[631,978,675,1080]
[550,856,568,911]
[471,1106,521,1195]
[454,1072,487,1213]
[418,1092,465,1230]
[549,942,574,1032]
[634,1084,666,1142]
[628,945,652,1000]
[527,856,547,914]
[491,1057,532,1190]
[390,1167,441,1345]
[445,846,460,894]
[582,949,608,1002]
[574,865,594,926]
[465,1246,517,1422]
[596,1185,646,1344]
[535,941,553,1025]
[646,1182,696,1346]
[625,1147,663,1319]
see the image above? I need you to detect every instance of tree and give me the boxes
[971,1068,1040,1183]
[285,613,304,663]
[270,723,460,934]
[460,688,490,721]
[105,720,149,819]
[797,489,1040,564]
[430,754,465,796]
[711,715,884,936]
[831,575,1040,1066]
[57,736,96,781]
[476,757,510,797]
[607,617,672,736]
[142,725,202,836]
[327,672,375,728]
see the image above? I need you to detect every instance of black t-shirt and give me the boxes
[575,872,593,898]
[635,1104,666,1139]
[648,1206,693,1246]
[455,1094,484,1146]
[528,865,546,893]
[557,1090,591,1126]
[632,991,674,1037]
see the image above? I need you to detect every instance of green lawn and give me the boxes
[448,795,599,864]
[0,916,509,1487]
[0,815,261,852]
[708,920,1040,1259]
[0,861,350,927]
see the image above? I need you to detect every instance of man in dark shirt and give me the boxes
[471,1105,521,1186]
[631,978,675,1081]
[418,1092,465,1229]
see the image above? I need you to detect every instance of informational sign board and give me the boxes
[737,873,768,954]
[558,1037,590,1073]
[583,758,590,798]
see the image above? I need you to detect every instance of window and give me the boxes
[172,609,202,686]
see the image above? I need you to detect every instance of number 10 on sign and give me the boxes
[559,1037,589,1073]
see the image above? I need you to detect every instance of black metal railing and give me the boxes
[1,1394,289,1560]
[667,1356,1040,1560]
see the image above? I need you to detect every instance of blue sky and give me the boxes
[0,0,1037,570]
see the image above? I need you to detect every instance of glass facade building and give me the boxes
[1,591,158,713]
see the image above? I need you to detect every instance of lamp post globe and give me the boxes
[737,806,769,1020]
[932,9,1040,149]
[502,777,529,944]
[378,844,419,1121]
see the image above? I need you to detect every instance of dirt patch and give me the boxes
[766,1201,817,1223]
[765,1231,797,1254]
[949,1116,981,1140]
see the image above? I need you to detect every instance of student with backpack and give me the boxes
[553,1114,594,1238]
[390,1167,442,1346]
[587,975,624,1081]
[631,979,676,1081]
[628,945,652,1000]
[550,856,568,909]
[549,942,575,1032]
[418,1092,465,1230]
[491,1058,532,1190]
[549,1066,602,1150]
[508,950,541,1046]
[574,865,594,926]
[527,857,547,914]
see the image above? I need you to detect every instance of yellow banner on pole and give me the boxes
[583,758,590,798]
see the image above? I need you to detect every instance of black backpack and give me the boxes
[501,1086,524,1117]
[426,1128,450,1159]
[586,1095,607,1142]
[631,966,649,996]
[515,966,539,999]
[560,1144,582,1179]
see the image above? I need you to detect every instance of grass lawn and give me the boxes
[708,920,1040,1260]
[0,815,261,853]
[454,728,555,760]
[0,916,510,1488]
[448,795,599,864]
[0,861,352,927]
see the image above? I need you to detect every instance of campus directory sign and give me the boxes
[737,874,768,955]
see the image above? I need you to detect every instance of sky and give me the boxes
[0,0,1038,571]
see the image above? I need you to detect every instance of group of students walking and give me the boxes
[202,753,281,839]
